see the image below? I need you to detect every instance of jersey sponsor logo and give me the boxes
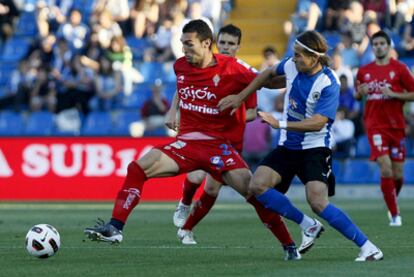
[179,101,219,115]
[289,98,298,109]
[213,74,220,87]
[178,86,217,101]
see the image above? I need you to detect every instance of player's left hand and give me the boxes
[380,86,396,98]
[218,94,242,115]
[258,111,279,128]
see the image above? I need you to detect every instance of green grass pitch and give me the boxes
[0,199,413,277]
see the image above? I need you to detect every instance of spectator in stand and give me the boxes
[146,16,175,62]
[35,0,71,37]
[95,0,130,34]
[90,56,123,111]
[59,9,89,54]
[141,79,170,133]
[197,0,222,31]
[95,10,123,49]
[0,0,19,47]
[284,0,313,37]
[361,0,387,26]
[29,66,57,112]
[400,18,414,56]
[324,0,352,32]
[332,108,355,159]
[130,0,159,38]
[331,51,354,88]
[388,0,414,34]
[260,46,280,71]
[338,32,359,69]
[339,1,367,45]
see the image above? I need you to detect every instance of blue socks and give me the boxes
[319,203,367,247]
[256,188,304,224]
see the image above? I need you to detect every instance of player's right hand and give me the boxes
[357,83,369,95]
[165,110,178,131]
[217,94,242,115]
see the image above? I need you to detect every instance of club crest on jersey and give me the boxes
[213,74,220,87]
[312,91,321,101]
[177,75,185,83]
[210,156,224,169]
[389,71,395,79]
[364,73,371,81]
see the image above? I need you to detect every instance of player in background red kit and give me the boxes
[84,20,315,260]
[165,24,299,260]
[356,30,414,227]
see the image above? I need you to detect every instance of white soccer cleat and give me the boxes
[177,228,197,245]
[355,247,384,262]
[173,201,191,228]
[298,218,324,254]
[389,215,402,227]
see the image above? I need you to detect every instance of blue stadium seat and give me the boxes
[25,111,55,136]
[162,62,176,83]
[342,159,380,184]
[125,37,152,60]
[81,111,112,136]
[0,111,24,136]
[332,159,344,183]
[0,67,13,87]
[143,127,167,137]
[164,82,176,103]
[112,110,141,136]
[406,138,414,158]
[15,12,37,37]
[120,85,152,110]
[323,32,342,55]
[404,159,414,184]
[0,37,31,62]
[355,135,370,158]
[139,62,164,83]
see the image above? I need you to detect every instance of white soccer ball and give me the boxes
[25,224,61,258]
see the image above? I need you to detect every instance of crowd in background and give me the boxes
[1,0,414,166]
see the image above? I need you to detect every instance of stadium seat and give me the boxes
[323,32,342,55]
[404,159,414,184]
[332,159,344,183]
[112,110,141,136]
[0,37,31,62]
[120,85,152,110]
[162,62,176,83]
[15,12,37,37]
[164,82,176,103]
[139,62,164,83]
[81,111,112,136]
[25,111,55,136]
[125,36,151,60]
[143,127,167,137]
[342,159,380,184]
[355,135,370,158]
[0,111,24,136]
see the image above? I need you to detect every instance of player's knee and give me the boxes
[187,171,206,184]
[380,166,393,178]
[307,196,327,214]
[249,175,270,196]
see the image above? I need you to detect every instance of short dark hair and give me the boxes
[371,30,391,45]
[218,24,242,44]
[182,19,213,49]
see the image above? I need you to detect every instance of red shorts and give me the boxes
[366,128,406,162]
[154,139,248,182]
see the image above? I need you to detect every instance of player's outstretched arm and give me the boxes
[381,86,414,101]
[218,66,277,114]
[165,91,179,131]
[258,112,328,132]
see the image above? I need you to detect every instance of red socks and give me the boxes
[394,178,403,196]
[381,177,399,216]
[181,178,202,206]
[111,162,147,223]
[182,191,217,230]
[247,196,294,246]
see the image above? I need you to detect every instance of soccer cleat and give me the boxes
[355,247,384,262]
[298,218,324,254]
[177,228,197,245]
[283,244,301,261]
[84,219,123,244]
[173,201,191,228]
[389,215,402,227]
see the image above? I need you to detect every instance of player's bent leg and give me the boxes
[178,175,221,244]
[85,149,180,243]
[173,170,207,227]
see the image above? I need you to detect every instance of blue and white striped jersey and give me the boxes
[275,58,339,150]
